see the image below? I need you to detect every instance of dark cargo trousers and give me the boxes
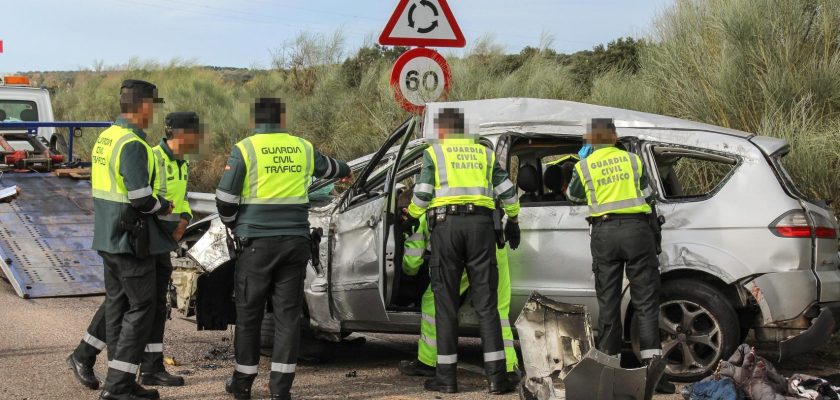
[73,254,173,373]
[429,214,506,386]
[590,217,662,359]
[231,236,310,397]
[97,251,157,394]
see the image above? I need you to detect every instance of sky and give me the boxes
[0,0,673,72]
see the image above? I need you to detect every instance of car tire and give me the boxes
[630,279,739,382]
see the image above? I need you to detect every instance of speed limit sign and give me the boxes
[390,48,452,114]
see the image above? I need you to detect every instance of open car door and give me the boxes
[327,118,417,323]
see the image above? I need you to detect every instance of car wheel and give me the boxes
[630,279,739,382]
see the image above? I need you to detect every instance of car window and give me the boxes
[650,145,738,200]
[506,134,583,206]
[0,100,38,128]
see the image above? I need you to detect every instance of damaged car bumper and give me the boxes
[778,302,840,361]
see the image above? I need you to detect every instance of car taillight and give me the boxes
[770,210,839,239]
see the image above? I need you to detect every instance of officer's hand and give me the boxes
[403,214,419,233]
[173,218,188,242]
[340,170,355,183]
[505,217,521,250]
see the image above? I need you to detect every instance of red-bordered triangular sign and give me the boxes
[379,0,466,48]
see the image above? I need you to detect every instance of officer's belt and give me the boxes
[587,213,648,224]
[434,204,494,217]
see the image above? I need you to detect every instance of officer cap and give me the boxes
[120,79,164,103]
[165,112,200,132]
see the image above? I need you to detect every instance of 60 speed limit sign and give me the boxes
[390,48,452,114]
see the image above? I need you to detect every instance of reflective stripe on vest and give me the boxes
[576,147,650,216]
[429,141,494,199]
[236,134,313,205]
[91,126,154,204]
[152,145,190,218]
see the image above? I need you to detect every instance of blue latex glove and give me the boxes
[578,144,593,159]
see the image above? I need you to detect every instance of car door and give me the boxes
[496,133,598,322]
[327,118,416,322]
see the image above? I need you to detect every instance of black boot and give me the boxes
[99,384,159,400]
[488,377,516,395]
[398,359,435,377]
[140,369,185,387]
[270,394,292,400]
[655,379,676,394]
[225,376,253,400]
[424,378,458,393]
[643,355,675,396]
[67,354,100,390]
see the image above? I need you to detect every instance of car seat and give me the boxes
[19,109,37,122]
[517,165,540,203]
[543,164,566,201]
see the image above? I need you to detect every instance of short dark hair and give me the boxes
[435,108,465,132]
[253,98,286,125]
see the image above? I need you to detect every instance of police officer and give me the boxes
[397,187,520,380]
[216,98,351,400]
[566,118,674,394]
[67,112,200,392]
[87,80,175,400]
[406,108,520,395]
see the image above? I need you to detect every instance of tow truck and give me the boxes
[0,75,110,298]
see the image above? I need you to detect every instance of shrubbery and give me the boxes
[29,0,840,212]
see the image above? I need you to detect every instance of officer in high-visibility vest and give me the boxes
[406,108,520,395]
[566,118,674,394]
[216,98,351,400]
[86,80,175,400]
[397,188,519,379]
[67,112,201,392]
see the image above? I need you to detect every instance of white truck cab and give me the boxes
[0,75,57,149]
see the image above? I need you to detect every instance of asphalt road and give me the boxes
[1,276,837,400]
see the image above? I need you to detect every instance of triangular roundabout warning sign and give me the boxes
[379,0,466,48]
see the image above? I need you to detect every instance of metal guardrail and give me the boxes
[187,192,216,215]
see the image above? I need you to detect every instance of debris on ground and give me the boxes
[164,356,178,366]
[345,370,357,378]
[682,344,840,400]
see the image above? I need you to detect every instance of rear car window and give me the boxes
[771,154,810,201]
[0,100,39,125]
[651,145,738,200]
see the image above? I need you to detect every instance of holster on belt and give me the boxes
[119,207,149,258]
[225,228,243,260]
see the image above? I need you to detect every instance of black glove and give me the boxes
[403,215,419,233]
[505,218,520,250]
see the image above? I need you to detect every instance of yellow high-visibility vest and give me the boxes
[575,147,651,217]
[424,138,498,210]
[91,125,154,203]
[152,144,191,222]
[235,133,314,205]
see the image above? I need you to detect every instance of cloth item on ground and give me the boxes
[681,377,743,400]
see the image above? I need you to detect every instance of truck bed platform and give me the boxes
[0,172,102,298]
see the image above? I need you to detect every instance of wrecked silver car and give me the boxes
[176,98,840,382]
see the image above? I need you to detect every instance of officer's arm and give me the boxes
[565,172,587,204]
[407,151,435,219]
[491,160,520,218]
[638,157,655,205]
[313,149,350,179]
[402,216,428,276]
[120,141,170,214]
[216,146,246,225]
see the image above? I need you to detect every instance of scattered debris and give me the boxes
[163,356,177,366]
[345,370,357,378]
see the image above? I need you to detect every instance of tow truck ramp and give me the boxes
[0,173,102,298]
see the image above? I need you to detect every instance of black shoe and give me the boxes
[99,385,159,400]
[488,378,516,395]
[225,377,252,400]
[67,354,100,390]
[424,378,458,393]
[398,359,435,377]
[270,394,291,400]
[140,370,185,387]
[655,379,676,394]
